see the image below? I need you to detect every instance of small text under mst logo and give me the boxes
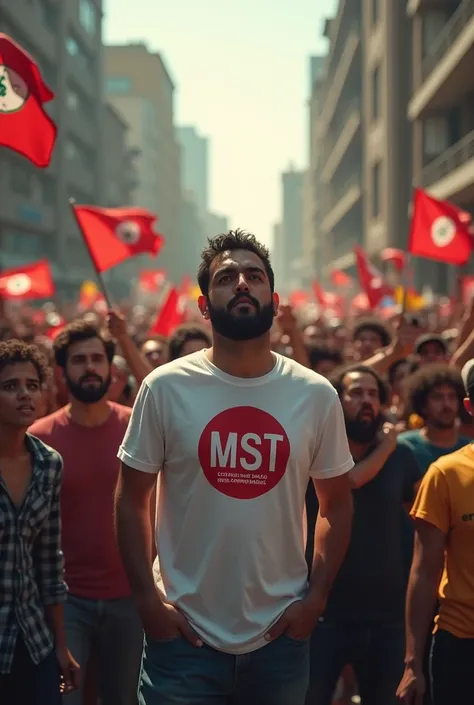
[198,406,290,500]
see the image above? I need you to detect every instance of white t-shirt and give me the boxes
[118,350,353,654]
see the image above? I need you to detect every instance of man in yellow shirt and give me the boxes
[397,360,474,705]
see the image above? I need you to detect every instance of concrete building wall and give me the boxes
[104,43,183,280]
[0,0,106,300]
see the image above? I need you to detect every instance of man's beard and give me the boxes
[345,409,384,443]
[207,295,275,342]
[65,371,111,403]
[430,415,456,430]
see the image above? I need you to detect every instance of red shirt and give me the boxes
[30,403,132,600]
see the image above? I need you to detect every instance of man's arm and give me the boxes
[405,520,445,667]
[115,464,202,645]
[349,423,400,489]
[365,317,419,374]
[397,520,445,703]
[309,472,353,602]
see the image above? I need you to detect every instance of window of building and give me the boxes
[79,0,97,36]
[372,162,381,218]
[67,84,95,122]
[3,230,46,258]
[10,161,33,197]
[422,11,449,59]
[66,34,94,73]
[372,0,379,26]
[371,65,381,122]
[38,0,58,31]
[423,116,449,159]
[40,175,56,206]
[106,77,131,94]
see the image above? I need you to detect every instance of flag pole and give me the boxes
[68,198,113,309]
[401,253,411,316]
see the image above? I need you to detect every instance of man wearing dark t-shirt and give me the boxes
[30,321,143,705]
[306,365,421,705]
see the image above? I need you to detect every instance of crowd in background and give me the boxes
[1,283,474,705]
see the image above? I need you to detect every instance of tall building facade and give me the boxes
[310,0,412,279]
[281,168,304,294]
[178,126,209,219]
[317,1,363,277]
[408,0,474,291]
[104,43,183,280]
[306,55,326,283]
[206,212,229,239]
[0,0,106,300]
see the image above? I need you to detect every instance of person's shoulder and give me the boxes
[144,351,207,389]
[29,407,69,437]
[26,433,63,469]
[398,430,421,444]
[433,444,474,476]
[278,355,337,395]
[108,401,132,420]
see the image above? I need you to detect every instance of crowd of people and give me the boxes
[0,229,473,705]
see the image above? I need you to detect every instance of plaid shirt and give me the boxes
[0,434,67,674]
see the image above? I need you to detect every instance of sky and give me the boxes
[104,0,336,247]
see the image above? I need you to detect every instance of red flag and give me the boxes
[0,34,57,168]
[330,269,353,287]
[149,278,189,337]
[72,205,163,273]
[408,188,473,265]
[354,245,393,309]
[139,269,167,293]
[289,290,310,308]
[0,260,54,300]
[312,281,327,308]
[380,248,406,272]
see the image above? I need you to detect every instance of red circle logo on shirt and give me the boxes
[198,406,290,500]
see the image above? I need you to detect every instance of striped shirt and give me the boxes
[0,434,67,674]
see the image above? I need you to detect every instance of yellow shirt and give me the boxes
[411,444,474,638]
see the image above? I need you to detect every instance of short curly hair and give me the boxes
[53,319,115,369]
[353,318,392,348]
[197,228,274,296]
[168,324,211,361]
[0,339,50,386]
[404,364,465,419]
[330,364,389,406]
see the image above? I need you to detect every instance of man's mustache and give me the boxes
[227,294,260,311]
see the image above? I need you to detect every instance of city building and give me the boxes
[311,0,412,280]
[206,212,229,239]
[181,190,204,277]
[104,42,183,280]
[316,0,364,278]
[362,0,412,260]
[178,126,209,220]
[408,0,474,290]
[103,102,140,298]
[0,0,106,300]
[281,167,304,294]
[305,55,326,283]
[271,223,285,289]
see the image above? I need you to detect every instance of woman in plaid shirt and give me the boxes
[0,340,79,704]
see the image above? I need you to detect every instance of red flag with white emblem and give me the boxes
[72,204,163,273]
[0,34,57,168]
[139,269,167,293]
[354,245,394,309]
[408,188,473,265]
[0,260,55,300]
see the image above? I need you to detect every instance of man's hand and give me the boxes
[139,591,203,647]
[396,663,425,705]
[264,595,325,642]
[56,646,80,694]
[392,316,420,357]
[277,303,298,336]
[377,422,405,454]
[106,309,127,342]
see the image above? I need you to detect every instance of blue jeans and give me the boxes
[0,637,61,705]
[306,619,405,705]
[62,594,143,705]
[430,629,474,705]
[139,633,310,705]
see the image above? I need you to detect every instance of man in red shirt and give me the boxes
[30,320,143,705]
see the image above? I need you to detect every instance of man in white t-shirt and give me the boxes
[115,229,354,705]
